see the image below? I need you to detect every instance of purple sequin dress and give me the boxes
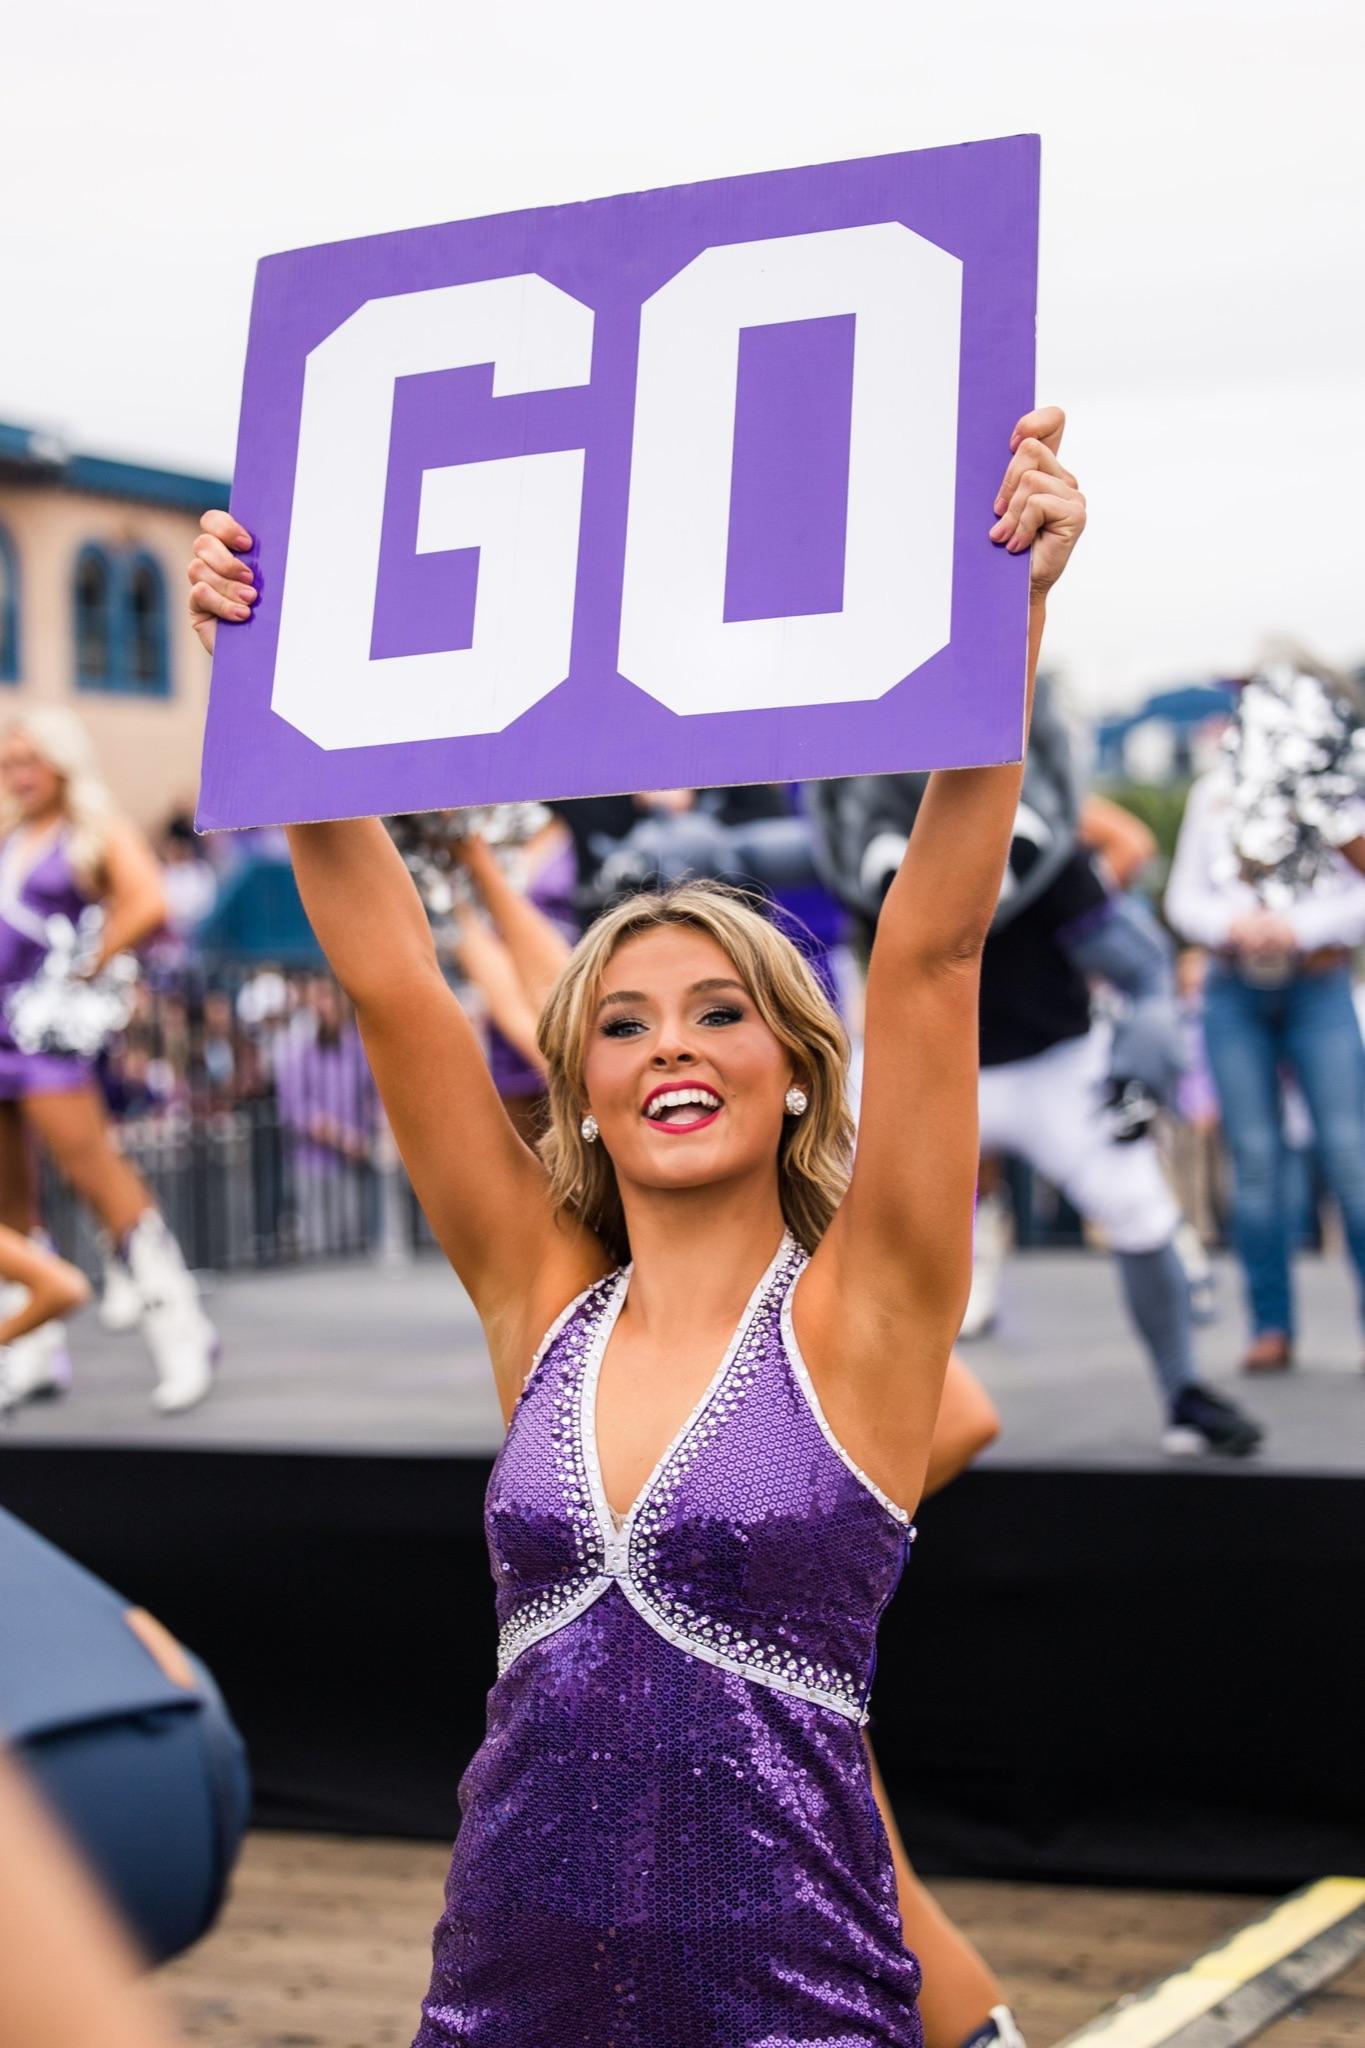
[0,827,95,1097]
[416,1233,922,2047]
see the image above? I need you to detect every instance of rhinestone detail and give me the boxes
[495,1232,903,1724]
[618,1239,869,1723]
[494,1274,616,1677]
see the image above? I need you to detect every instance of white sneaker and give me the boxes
[0,1322,74,1413]
[124,1211,218,1414]
[97,1239,143,1334]
[960,1192,1010,1340]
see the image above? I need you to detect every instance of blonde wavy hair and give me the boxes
[0,706,115,882]
[536,883,854,1265]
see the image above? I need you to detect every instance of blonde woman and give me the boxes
[189,406,1084,2048]
[452,838,1016,2048]
[0,709,217,1412]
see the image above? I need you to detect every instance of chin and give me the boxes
[631,1152,730,1193]
[620,1134,769,1196]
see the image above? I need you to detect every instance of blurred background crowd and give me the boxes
[26,699,1365,1286]
[6,419,1365,1414]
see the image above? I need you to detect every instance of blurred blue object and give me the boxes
[0,1506,250,1963]
[195,852,322,964]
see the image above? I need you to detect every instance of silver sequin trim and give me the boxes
[609,1235,869,1723]
[496,1233,899,1723]
[495,1277,617,1676]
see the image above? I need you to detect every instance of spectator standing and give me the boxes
[1166,699,1365,1370]
[272,976,379,1257]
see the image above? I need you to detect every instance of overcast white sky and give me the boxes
[3,0,1362,712]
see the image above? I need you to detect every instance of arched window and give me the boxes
[125,551,169,696]
[0,526,18,683]
[74,543,115,690]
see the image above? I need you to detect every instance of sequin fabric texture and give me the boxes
[415,1233,922,2047]
[0,826,98,1093]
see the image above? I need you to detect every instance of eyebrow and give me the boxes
[594,977,748,1016]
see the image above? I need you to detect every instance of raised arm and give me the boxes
[457,830,574,1013]
[798,408,1086,1509]
[187,515,604,1374]
[454,902,548,1073]
[1080,791,1158,889]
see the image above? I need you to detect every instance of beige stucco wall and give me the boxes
[0,479,212,833]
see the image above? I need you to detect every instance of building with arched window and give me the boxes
[125,550,170,696]
[74,541,116,689]
[0,417,227,827]
[0,521,19,683]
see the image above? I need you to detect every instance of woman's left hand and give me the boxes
[989,405,1086,602]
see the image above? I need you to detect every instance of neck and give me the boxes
[18,804,63,834]
[615,1175,789,1337]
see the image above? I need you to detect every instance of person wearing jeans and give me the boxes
[1201,963,1365,1360]
[1167,768,1365,1369]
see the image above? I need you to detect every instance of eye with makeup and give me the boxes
[599,1001,744,1040]
[600,1014,646,1039]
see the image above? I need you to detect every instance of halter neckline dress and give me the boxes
[416,1231,923,2048]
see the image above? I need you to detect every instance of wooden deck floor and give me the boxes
[159,1832,1365,2047]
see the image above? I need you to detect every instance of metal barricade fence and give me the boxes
[39,959,439,1276]
[35,955,1209,1277]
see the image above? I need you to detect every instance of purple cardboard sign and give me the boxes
[197,137,1038,829]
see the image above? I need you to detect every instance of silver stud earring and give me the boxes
[784,1087,808,1117]
[580,1114,599,1144]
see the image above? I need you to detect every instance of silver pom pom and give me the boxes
[385,805,554,926]
[3,907,139,1058]
[1223,666,1365,907]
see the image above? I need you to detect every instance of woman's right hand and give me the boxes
[186,511,257,655]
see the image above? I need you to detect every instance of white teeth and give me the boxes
[644,1088,722,1120]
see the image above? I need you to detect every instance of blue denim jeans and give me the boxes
[1203,962,1365,1336]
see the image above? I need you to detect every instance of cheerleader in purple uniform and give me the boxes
[446,832,1021,2047]
[0,708,218,1413]
[189,407,1084,2047]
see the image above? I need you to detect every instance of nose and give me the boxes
[651,1043,697,1068]
[650,1021,698,1068]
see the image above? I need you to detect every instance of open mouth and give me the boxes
[642,1086,724,1133]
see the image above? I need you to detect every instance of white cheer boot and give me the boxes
[0,1318,74,1413]
[959,1191,1010,1341]
[20,1234,78,1387]
[124,1211,218,1414]
[96,1232,143,1333]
